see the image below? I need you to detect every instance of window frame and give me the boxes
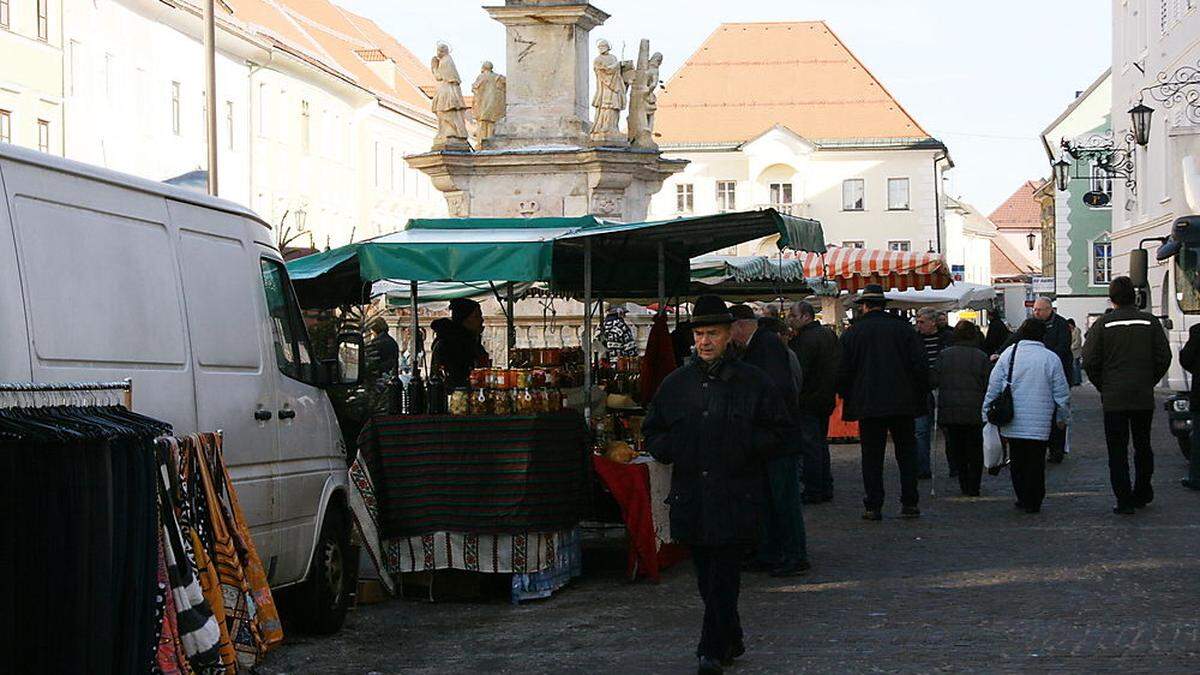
[1,0,9,29]
[37,0,48,41]
[0,110,10,144]
[1091,239,1113,286]
[259,257,319,385]
[300,100,310,152]
[768,181,793,207]
[716,180,737,212]
[225,100,234,151]
[171,82,181,136]
[676,183,694,214]
[887,240,911,252]
[886,177,911,211]
[842,178,865,211]
[842,240,865,249]
[36,119,49,153]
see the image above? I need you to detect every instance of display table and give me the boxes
[591,455,688,582]
[348,412,589,602]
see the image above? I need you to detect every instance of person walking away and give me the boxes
[787,301,840,504]
[430,298,490,388]
[1068,318,1084,386]
[983,319,1070,513]
[1032,297,1074,463]
[643,295,789,674]
[914,307,945,479]
[1178,323,1200,491]
[932,321,991,496]
[1082,277,1172,514]
[729,305,808,577]
[363,317,400,416]
[838,285,929,520]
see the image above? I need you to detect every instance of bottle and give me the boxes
[406,369,426,415]
[425,368,447,415]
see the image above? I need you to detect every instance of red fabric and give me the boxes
[591,456,662,582]
[827,396,860,440]
[640,312,677,404]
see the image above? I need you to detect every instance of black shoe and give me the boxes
[1183,478,1200,490]
[1024,506,1041,514]
[900,505,921,518]
[1133,488,1154,508]
[1013,501,1026,510]
[770,559,811,577]
[698,656,724,674]
[918,471,932,480]
[720,640,746,666]
[1113,504,1136,515]
[862,509,882,521]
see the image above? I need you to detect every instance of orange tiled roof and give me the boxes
[656,21,931,145]
[989,180,1043,231]
[990,237,1038,279]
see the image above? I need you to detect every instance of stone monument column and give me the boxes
[484,0,609,148]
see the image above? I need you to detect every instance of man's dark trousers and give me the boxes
[1008,438,1048,509]
[692,544,744,660]
[757,454,808,566]
[858,416,920,510]
[1103,410,1155,507]
[798,412,833,499]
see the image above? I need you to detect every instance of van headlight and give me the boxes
[1173,398,1191,413]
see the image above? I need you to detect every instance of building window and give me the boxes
[769,182,793,206]
[0,110,9,144]
[1092,240,1112,285]
[37,119,49,153]
[1,0,9,29]
[716,180,736,212]
[887,177,910,210]
[676,183,693,213]
[842,179,865,211]
[300,100,310,152]
[171,82,181,135]
[37,0,48,40]
[842,240,865,249]
[888,240,911,252]
[373,141,381,188]
[225,101,234,150]
[1089,163,1113,199]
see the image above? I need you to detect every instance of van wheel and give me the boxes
[296,504,354,634]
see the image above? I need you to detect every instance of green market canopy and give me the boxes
[287,209,824,309]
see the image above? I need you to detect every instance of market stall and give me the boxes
[289,209,826,598]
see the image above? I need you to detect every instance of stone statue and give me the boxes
[430,42,471,151]
[643,52,662,139]
[589,39,630,145]
[471,61,506,145]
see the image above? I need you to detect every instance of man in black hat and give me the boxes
[644,295,790,674]
[837,284,929,520]
[430,298,490,388]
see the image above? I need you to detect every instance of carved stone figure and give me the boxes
[471,61,506,145]
[643,52,662,139]
[430,43,471,151]
[589,40,630,144]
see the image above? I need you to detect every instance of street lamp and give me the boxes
[1128,102,1154,147]
[1026,231,1036,251]
[1053,157,1071,191]
[295,207,307,231]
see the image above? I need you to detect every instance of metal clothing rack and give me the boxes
[0,379,133,410]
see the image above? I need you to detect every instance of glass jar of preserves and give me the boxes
[488,368,509,390]
[487,388,511,415]
[514,388,536,415]
[449,388,471,416]
[472,387,491,415]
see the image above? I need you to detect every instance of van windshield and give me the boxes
[1176,242,1200,314]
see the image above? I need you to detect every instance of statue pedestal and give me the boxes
[407,146,684,221]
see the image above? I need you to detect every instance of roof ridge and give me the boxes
[820,22,929,138]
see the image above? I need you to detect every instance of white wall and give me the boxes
[0,0,64,154]
[357,104,444,241]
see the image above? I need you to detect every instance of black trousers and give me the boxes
[944,424,984,495]
[692,544,744,660]
[858,416,920,510]
[1102,410,1155,507]
[1008,438,1047,509]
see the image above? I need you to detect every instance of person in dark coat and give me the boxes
[982,318,1013,359]
[430,298,490,388]
[932,321,991,496]
[788,300,840,503]
[1033,297,1074,463]
[730,304,807,577]
[1082,277,1172,514]
[1178,323,1200,491]
[363,316,400,415]
[671,319,694,367]
[837,284,929,520]
[643,295,789,674]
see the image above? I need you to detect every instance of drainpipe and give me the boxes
[933,152,945,253]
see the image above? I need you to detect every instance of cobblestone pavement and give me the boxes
[261,387,1200,674]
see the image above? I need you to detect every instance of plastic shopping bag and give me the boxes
[983,423,1007,472]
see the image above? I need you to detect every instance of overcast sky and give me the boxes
[340,0,1111,215]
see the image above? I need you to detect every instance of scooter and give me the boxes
[1164,393,1192,460]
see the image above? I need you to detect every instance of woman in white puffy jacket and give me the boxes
[982,319,1071,513]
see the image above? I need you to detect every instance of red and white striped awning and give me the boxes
[786,247,953,292]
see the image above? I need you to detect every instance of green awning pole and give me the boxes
[410,280,420,375]
[583,239,593,424]
[506,281,515,366]
[657,241,666,312]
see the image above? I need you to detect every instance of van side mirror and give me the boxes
[1130,248,1148,287]
[324,332,362,386]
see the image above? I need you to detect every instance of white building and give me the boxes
[0,0,63,155]
[1110,0,1200,386]
[648,22,953,255]
[59,0,443,249]
[942,196,996,286]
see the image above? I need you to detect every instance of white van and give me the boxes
[0,144,358,632]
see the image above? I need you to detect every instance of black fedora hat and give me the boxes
[690,294,735,327]
[853,283,889,304]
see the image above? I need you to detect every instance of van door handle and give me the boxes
[278,408,296,420]
[254,409,273,421]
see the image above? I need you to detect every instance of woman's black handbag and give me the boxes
[986,343,1018,425]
